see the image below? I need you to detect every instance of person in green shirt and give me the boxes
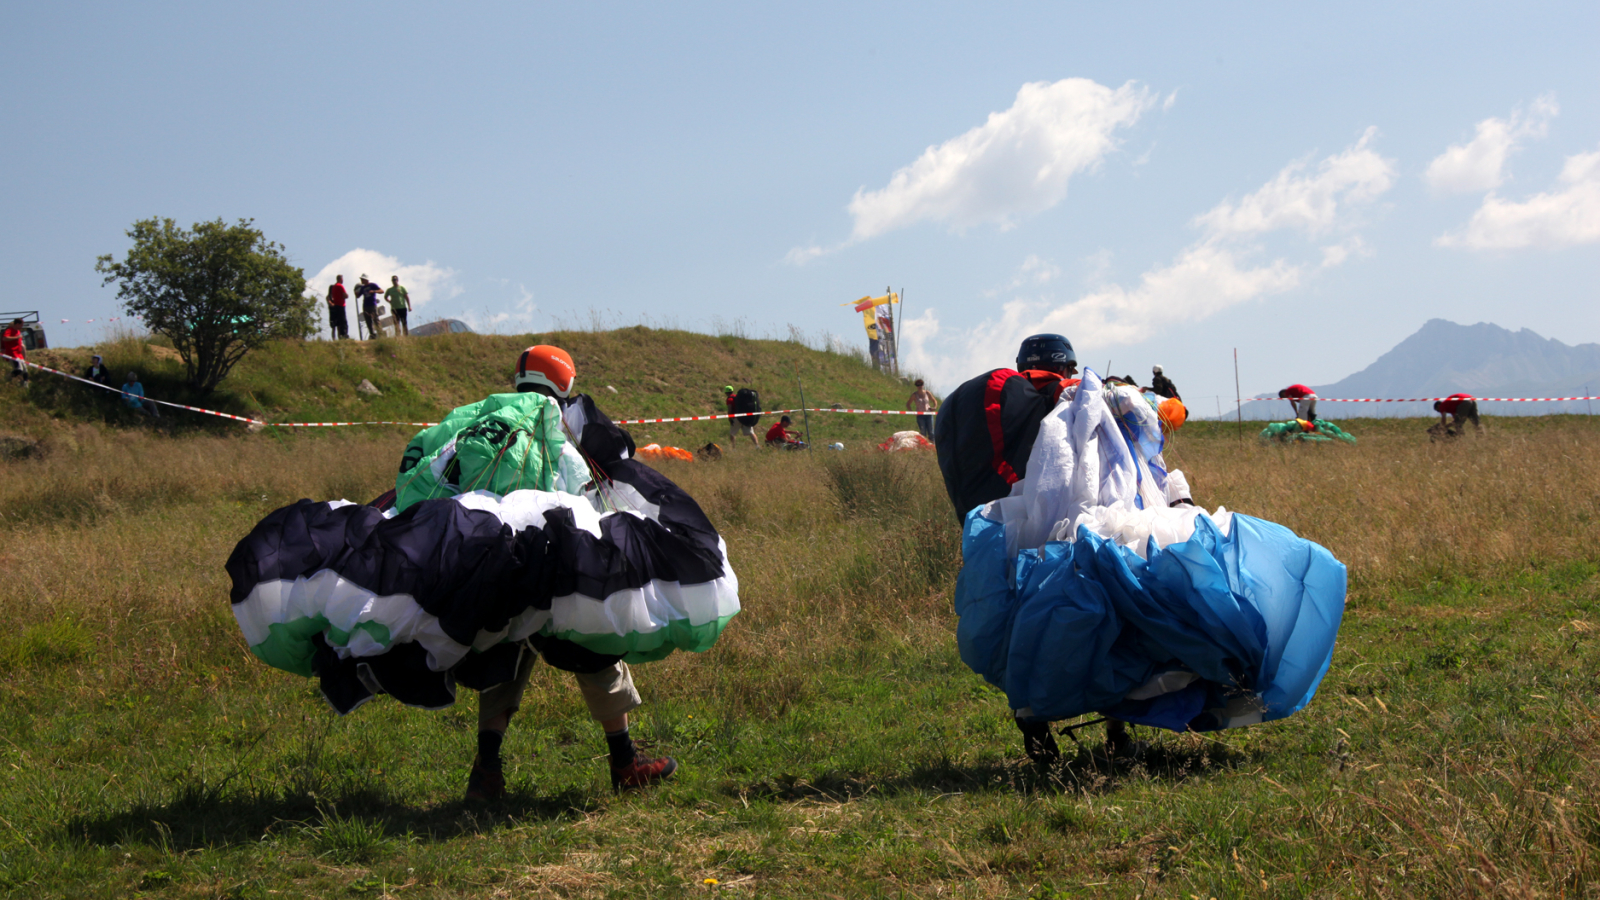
[384,276,411,336]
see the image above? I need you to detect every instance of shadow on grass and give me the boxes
[735,730,1260,802]
[60,782,598,851]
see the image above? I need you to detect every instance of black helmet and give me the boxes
[1016,333,1076,373]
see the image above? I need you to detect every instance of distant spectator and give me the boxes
[1279,383,1318,422]
[86,354,112,388]
[907,379,938,439]
[354,275,383,338]
[723,386,738,444]
[867,320,882,370]
[765,415,804,449]
[327,276,350,340]
[385,276,411,336]
[122,371,159,418]
[1149,365,1181,400]
[1434,393,1481,434]
[2,318,27,387]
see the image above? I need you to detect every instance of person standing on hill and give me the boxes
[1149,365,1180,400]
[2,319,28,386]
[1435,393,1481,433]
[326,276,350,340]
[354,275,383,339]
[907,379,939,440]
[384,276,411,336]
[460,345,681,800]
[1279,383,1318,422]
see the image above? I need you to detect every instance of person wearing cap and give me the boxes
[85,354,112,388]
[2,319,28,386]
[455,345,679,801]
[384,276,411,337]
[326,276,350,340]
[1149,365,1180,400]
[353,275,383,339]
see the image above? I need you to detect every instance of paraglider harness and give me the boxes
[732,388,762,427]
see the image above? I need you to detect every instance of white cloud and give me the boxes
[909,130,1392,387]
[305,249,460,333]
[1320,236,1369,268]
[1195,127,1396,237]
[1437,145,1600,250]
[966,245,1302,362]
[844,78,1153,241]
[457,283,541,334]
[783,244,827,265]
[1424,95,1558,194]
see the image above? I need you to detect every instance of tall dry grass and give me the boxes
[1164,420,1600,598]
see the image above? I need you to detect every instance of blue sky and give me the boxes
[4,2,1596,409]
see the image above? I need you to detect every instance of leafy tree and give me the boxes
[96,217,315,393]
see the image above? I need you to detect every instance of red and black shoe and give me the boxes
[465,757,506,802]
[610,747,678,791]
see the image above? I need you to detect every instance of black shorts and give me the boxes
[329,306,348,328]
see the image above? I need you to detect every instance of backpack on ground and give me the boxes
[733,388,762,427]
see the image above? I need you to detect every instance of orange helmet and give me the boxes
[514,345,576,398]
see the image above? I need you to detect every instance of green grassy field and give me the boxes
[2,339,1599,897]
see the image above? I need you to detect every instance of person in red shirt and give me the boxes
[1278,383,1318,421]
[1,318,28,386]
[326,276,350,340]
[765,415,803,449]
[1434,393,1481,433]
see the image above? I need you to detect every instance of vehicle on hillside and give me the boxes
[0,311,47,350]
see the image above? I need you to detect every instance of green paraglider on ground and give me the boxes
[1260,418,1357,444]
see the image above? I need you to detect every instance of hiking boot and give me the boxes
[465,757,506,802]
[1105,720,1134,758]
[610,747,678,791]
[1016,718,1060,767]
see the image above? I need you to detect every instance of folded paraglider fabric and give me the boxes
[878,431,933,452]
[952,370,1345,732]
[226,391,739,714]
[1259,418,1356,444]
[638,443,695,461]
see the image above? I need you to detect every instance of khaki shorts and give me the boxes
[478,644,642,728]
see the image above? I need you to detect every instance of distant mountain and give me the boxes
[1234,319,1600,420]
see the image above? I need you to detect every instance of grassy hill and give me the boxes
[1,328,927,448]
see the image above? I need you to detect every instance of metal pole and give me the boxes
[1588,385,1593,417]
[891,287,902,378]
[1233,348,1243,441]
[796,366,813,452]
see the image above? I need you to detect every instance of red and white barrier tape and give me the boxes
[16,359,439,428]
[610,408,921,425]
[1313,396,1600,403]
[17,355,1596,429]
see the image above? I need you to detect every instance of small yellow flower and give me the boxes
[703,878,719,885]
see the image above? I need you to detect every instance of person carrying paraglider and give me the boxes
[1148,365,1180,400]
[933,334,1345,773]
[1279,383,1318,422]
[226,344,741,802]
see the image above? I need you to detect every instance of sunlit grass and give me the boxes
[0,414,1596,896]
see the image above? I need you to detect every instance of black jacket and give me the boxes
[933,369,1059,522]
